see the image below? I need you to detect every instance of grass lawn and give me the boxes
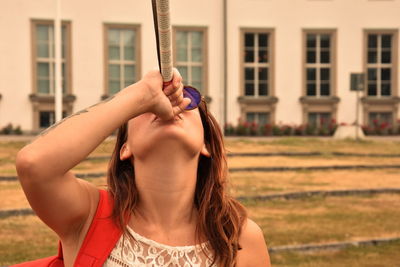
[1,137,400,266]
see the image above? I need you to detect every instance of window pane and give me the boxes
[192,82,202,93]
[258,113,269,126]
[177,32,188,48]
[109,64,120,79]
[177,47,188,61]
[191,47,202,62]
[38,79,50,94]
[109,81,120,95]
[191,32,203,47]
[307,51,316,63]
[245,49,254,62]
[123,30,135,46]
[177,66,188,82]
[307,83,316,96]
[320,113,331,126]
[368,83,377,96]
[381,68,391,81]
[320,51,330,63]
[245,83,254,96]
[320,35,330,48]
[307,34,316,48]
[109,46,120,60]
[37,42,49,58]
[381,35,392,48]
[124,80,134,87]
[124,46,135,61]
[367,51,377,63]
[245,33,254,47]
[259,68,268,81]
[307,68,316,81]
[259,49,268,63]
[368,68,377,81]
[381,51,391,63]
[61,26,67,59]
[245,68,255,81]
[381,83,391,96]
[124,65,135,81]
[320,68,330,81]
[320,83,330,96]
[108,29,120,46]
[308,113,318,126]
[38,63,50,77]
[37,25,49,41]
[39,111,53,128]
[259,83,268,96]
[246,113,256,123]
[380,112,393,123]
[192,66,202,82]
[258,34,268,48]
[368,35,377,48]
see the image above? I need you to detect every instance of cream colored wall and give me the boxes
[1,0,399,132]
[227,0,400,125]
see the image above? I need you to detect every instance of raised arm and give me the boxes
[15,70,189,239]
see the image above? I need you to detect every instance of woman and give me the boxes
[16,69,270,266]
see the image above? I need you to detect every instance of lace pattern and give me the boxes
[103,226,215,267]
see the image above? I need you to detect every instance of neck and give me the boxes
[131,144,200,232]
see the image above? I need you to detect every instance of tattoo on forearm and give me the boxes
[37,95,116,138]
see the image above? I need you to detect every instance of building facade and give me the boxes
[1,0,399,133]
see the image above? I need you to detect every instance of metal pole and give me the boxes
[54,0,63,122]
[356,85,360,140]
[223,0,228,133]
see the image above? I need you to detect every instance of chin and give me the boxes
[132,129,203,159]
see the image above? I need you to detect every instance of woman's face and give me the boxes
[121,109,210,161]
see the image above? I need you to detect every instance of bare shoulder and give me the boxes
[236,218,271,267]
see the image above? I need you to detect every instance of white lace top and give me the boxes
[103,226,215,267]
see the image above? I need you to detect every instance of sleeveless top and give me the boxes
[103,226,215,267]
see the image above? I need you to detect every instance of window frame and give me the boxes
[363,29,398,98]
[302,29,337,98]
[240,28,275,98]
[103,23,141,98]
[31,19,72,96]
[172,26,208,96]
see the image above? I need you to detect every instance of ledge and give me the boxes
[361,96,400,105]
[299,96,340,105]
[237,96,279,105]
[29,93,76,103]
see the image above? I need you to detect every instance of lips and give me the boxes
[152,115,183,122]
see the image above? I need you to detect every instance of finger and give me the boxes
[172,98,191,116]
[168,84,184,100]
[172,68,183,87]
[171,93,184,106]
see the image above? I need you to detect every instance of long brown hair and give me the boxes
[107,100,247,266]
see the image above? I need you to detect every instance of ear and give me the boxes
[120,142,133,161]
[200,143,211,158]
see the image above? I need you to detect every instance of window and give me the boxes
[246,112,270,126]
[105,25,140,96]
[174,27,207,95]
[308,112,332,127]
[243,32,271,97]
[366,33,395,97]
[305,33,333,97]
[368,112,393,126]
[39,111,67,128]
[32,21,71,95]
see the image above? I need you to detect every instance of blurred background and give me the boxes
[1,0,400,266]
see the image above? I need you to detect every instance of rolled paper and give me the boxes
[156,0,173,83]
